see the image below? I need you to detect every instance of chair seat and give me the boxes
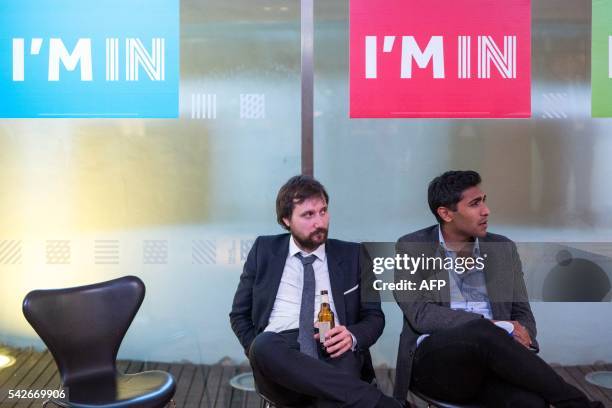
[56,371,175,408]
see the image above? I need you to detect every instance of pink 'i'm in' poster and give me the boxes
[350,0,531,118]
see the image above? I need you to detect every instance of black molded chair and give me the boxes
[22,276,176,408]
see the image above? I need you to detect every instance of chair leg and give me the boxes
[42,400,68,408]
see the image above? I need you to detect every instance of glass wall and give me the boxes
[0,0,302,364]
[0,0,611,370]
[314,0,612,365]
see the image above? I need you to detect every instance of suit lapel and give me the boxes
[326,241,347,325]
[481,239,505,319]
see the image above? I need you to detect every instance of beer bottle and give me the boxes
[317,290,335,343]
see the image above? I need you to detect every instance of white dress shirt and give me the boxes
[264,237,341,333]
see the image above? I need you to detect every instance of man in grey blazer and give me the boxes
[393,170,602,407]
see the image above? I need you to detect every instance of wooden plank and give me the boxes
[4,351,54,408]
[122,359,136,374]
[149,361,185,407]
[375,368,393,396]
[243,389,264,408]
[26,354,61,408]
[116,359,130,374]
[125,360,145,374]
[0,350,32,388]
[9,356,610,408]
[184,364,210,408]
[149,361,161,371]
[43,364,61,392]
[581,364,612,404]
[0,350,48,404]
[201,364,224,408]
[167,363,184,388]
[387,368,395,388]
[242,366,262,408]
[12,396,34,408]
[229,365,255,408]
[155,360,177,407]
[228,366,245,408]
[141,360,156,371]
[172,362,195,406]
[11,351,52,387]
[1,352,35,408]
[214,365,237,408]
[554,365,590,396]
[565,365,608,403]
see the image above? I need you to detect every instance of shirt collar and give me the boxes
[289,235,326,262]
[437,225,480,256]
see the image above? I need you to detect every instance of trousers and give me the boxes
[411,319,600,408]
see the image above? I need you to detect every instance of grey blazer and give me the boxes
[393,225,538,399]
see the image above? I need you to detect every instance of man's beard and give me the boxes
[293,228,328,252]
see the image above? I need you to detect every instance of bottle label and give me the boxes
[319,322,331,343]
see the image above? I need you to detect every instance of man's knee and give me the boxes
[249,331,282,366]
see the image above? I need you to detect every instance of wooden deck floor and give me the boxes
[0,346,611,407]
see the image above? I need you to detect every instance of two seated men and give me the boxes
[230,172,603,407]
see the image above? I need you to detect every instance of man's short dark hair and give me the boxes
[428,170,482,224]
[276,175,329,230]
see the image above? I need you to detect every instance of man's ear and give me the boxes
[282,217,291,228]
[437,207,453,223]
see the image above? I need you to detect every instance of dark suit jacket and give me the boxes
[229,233,385,382]
[393,225,538,399]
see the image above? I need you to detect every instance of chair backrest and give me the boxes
[22,276,145,387]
